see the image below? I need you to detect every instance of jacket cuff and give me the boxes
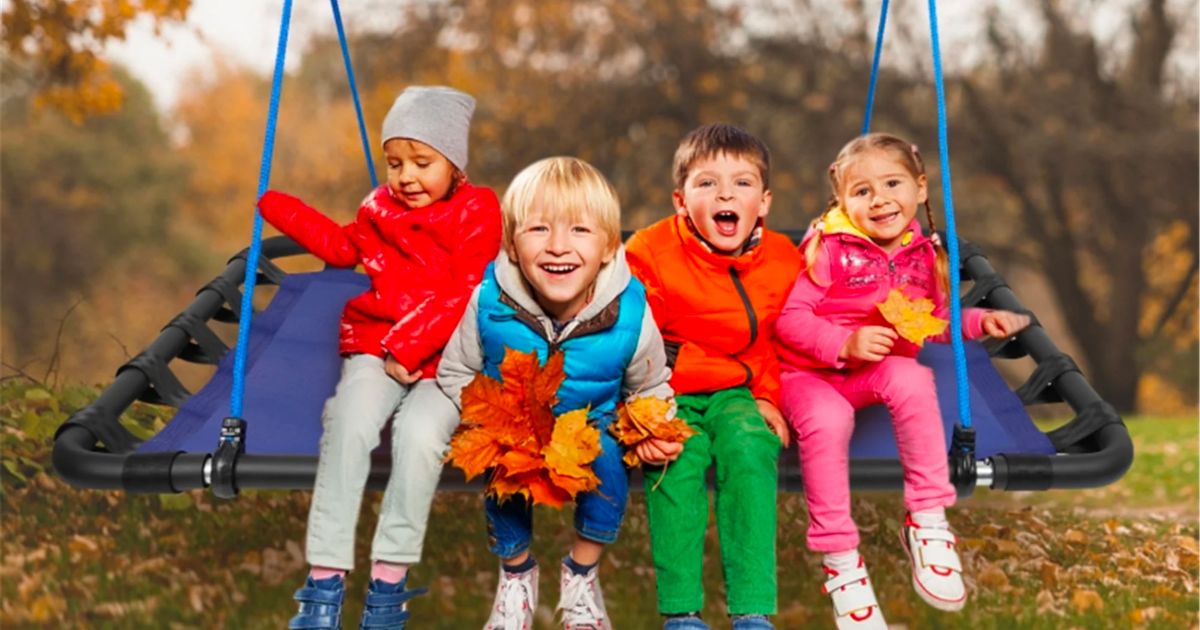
[814,325,855,369]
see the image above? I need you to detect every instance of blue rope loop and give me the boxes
[330,0,378,188]
[925,0,973,434]
[230,0,294,420]
[861,0,890,134]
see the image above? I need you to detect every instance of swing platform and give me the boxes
[52,232,1133,497]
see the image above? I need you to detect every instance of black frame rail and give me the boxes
[53,234,1133,496]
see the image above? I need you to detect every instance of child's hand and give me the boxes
[385,355,421,385]
[839,326,898,363]
[756,399,791,448]
[981,311,1032,339]
[635,437,683,465]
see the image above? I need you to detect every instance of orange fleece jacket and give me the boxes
[625,215,802,406]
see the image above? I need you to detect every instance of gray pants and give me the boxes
[305,354,460,569]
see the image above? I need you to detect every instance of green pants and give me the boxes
[643,388,781,615]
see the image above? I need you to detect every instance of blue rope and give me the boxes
[230,0,293,419]
[861,0,890,134]
[330,0,378,188]
[926,0,973,433]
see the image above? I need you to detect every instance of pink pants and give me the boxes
[780,356,956,552]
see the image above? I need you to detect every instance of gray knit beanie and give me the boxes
[380,86,475,171]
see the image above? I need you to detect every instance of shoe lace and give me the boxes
[558,573,603,628]
[493,573,534,630]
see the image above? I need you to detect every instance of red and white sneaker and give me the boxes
[485,564,538,630]
[821,559,888,630]
[901,513,967,611]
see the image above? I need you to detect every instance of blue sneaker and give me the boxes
[358,578,427,629]
[289,575,345,630]
[663,613,710,629]
[731,614,774,629]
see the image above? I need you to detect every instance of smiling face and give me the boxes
[837,149,928,252]
[673,152,772,254]
[383,138,458,209]
[509,206,616,323]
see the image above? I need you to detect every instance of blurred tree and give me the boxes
[1,0,191,122]
[164,0,1196,413]
[1,64,190,380]
[951,0,1198,412]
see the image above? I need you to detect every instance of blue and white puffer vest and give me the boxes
[476,263,645,428]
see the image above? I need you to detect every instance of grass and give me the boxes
[2,380,1197,628]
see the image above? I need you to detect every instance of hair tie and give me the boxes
[930,232,942,246]
[815,220,826,232]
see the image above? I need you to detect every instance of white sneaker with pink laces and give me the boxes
[821,559,888,630]
[901,513,967,611]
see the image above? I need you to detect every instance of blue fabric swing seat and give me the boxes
[54,234,1127,497]
[139,268,1054,461]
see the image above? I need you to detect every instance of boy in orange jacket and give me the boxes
[625,123,802,629]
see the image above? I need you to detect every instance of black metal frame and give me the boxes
[53,233,1133,496]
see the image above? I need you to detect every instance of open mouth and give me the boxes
[714,211,740,237]
[540,263,579,275]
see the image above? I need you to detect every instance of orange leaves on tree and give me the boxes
[446,348,600,508]
[876,288,948,347]
[610,396,695,467]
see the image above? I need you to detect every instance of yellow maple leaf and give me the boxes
[542,408,601,496]
[875,288,948,346]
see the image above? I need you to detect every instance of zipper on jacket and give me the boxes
[729,267,758,354]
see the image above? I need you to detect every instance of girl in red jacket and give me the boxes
[775,133,1029,630]
[257,86,501,630]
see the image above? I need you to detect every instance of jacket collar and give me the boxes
[818,206,927,253]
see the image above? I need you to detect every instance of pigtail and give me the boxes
[923,199,951,298]
[803,164,844,285]
[802,210,829,284]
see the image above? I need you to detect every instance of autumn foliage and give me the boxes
[876,288,949,347]
[447,349,601,508]
[609,397,695,467]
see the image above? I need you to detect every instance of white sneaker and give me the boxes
[485,564,538,630]
[557,562,611,629]
[901,513,967,611]
[822,559,888,630]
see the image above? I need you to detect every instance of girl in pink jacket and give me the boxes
[775,133,1030,630]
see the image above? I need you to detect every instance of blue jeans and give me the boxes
[486,431,629,558]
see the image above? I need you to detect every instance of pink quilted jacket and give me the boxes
[776,211,987,372]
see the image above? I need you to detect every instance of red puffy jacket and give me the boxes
[258,182,502,379]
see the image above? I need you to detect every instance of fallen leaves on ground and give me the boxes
[446,348,600,507]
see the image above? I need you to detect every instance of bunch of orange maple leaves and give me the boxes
[446,348,693,508]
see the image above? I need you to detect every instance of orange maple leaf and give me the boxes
[611,397,696,467]
[446,348,601,508]
[876,288,948,347]
[447,427,503,481]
